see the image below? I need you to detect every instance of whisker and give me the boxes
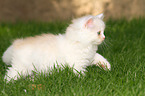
[104,41,111,48]
[99,41,108,51]
[99,38,113,52]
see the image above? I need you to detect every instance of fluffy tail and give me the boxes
[2,46,13,65]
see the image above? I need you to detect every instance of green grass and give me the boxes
[0,19,145,96]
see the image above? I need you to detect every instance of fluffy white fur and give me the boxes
[2,13,111,82]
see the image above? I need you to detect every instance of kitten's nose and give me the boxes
[103,36,105,39]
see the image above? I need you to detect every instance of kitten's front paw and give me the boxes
[93,53,111,71]
[96,61,111,71]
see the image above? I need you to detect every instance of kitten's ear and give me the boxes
[85,18,94,28]
[96,13,104,19]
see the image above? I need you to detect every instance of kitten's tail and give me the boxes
[2,46,13,65]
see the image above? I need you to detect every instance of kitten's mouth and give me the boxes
[98,40,104,44]
[95,42,102,45]
[101,39,105,43]
[96,40,104,45]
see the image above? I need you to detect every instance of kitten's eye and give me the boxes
[98,31,101,35]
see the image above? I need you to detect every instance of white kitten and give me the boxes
[2,13,111,82]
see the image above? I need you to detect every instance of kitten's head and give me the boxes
[84,13,105,45]
[66,13,106,45]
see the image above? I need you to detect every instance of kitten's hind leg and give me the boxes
[4,66,31,82]
[4,67,20,82]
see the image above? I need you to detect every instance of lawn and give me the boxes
[0,19,145,96]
